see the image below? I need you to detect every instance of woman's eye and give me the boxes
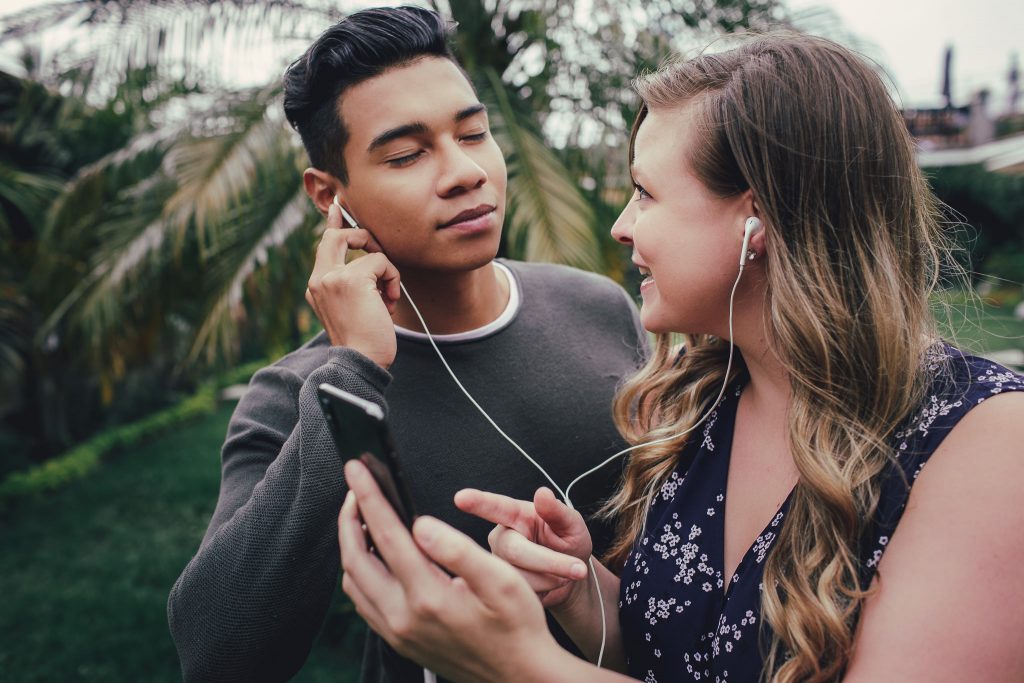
[633,183,651,200]
[387,151,423,168]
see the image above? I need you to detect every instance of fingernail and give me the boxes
[344,490,354,506]
[571,562,588,579]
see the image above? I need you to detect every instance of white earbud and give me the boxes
[739,216,763,267]
[333,195,360,229]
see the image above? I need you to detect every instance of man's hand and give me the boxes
[305,203,401,369]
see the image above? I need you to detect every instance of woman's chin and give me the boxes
[639,308,675,336]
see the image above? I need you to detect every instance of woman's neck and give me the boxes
[736,341,792,436]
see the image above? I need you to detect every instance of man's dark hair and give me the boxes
[283,6,458,184]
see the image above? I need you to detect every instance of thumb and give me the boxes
[327,200,344,230]
[413,516,532,607]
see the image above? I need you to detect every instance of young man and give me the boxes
[167,7,646,682]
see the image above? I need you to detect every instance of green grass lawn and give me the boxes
[0,402,364,682]
[936,298,1024,356]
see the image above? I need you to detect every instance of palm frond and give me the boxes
[0,162,62,236]
[0,272,29,384]
[186,187,313,364]
[481,66,599,271]
[2,1,333,93]
[162,87,285,252]
[39,175,178,348]
[43,123,180,245]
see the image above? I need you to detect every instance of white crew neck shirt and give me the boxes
[394,261,519,343]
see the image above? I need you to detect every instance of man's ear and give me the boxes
[303,168,341,216]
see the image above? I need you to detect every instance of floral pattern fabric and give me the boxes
[618,348,1024,682]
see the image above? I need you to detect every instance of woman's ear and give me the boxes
[302,168,341,216]
[748,223,766,256]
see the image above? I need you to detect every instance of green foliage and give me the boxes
[995,114,1024,139]
[0,383,217,506]
[983,250,1024,286]
[925,164,1024,275]
[219,358,273,388]
[0,355,268,505]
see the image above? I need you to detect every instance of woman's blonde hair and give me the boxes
[603,33,950,681]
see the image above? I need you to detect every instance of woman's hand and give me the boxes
[455,487,594,610]
[306,203,400,369]
[339,460,564,683]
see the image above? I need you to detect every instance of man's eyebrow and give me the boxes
[455,103,487,122]
[367,122,429,153]
[365,105,486,153]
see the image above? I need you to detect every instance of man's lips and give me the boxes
[439,205,496,228]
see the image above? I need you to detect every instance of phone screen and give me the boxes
[317,384,416,528]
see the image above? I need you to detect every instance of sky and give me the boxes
[789,0,1022,112]
[1,0,1021,113]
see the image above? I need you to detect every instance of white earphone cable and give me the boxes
[401,260,748,669]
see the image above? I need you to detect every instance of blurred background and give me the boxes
[1,0,1021,680]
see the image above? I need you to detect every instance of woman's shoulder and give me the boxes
[921,361,1024,488]
[892,345,1024,458]
[929,344,1024,396]
[845,352,1024,681]
[877,344,1024,556]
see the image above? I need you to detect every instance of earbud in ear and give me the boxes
[333,195,360,229]
[739,217,763,267]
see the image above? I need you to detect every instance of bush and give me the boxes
[0,355,274,507]
[926,164,1024,277]
[983,250,1024,290]
[0,384,218,507]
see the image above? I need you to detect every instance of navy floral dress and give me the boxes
[618,347,1024,682]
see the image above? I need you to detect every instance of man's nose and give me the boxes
[437,144,487,197]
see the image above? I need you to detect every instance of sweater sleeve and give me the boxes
[167,346,391,682]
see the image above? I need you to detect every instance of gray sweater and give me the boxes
[168,260,647,682]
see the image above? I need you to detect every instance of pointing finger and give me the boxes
[454,489,536,536]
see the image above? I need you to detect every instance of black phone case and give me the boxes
[317,384,417,528]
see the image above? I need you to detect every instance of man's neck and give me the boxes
[391,261,510,335]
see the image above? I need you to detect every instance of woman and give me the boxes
[338,33,1024,682]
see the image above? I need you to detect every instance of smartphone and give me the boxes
[317,384,416,528]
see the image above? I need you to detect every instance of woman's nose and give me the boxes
[610,207,634,245]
